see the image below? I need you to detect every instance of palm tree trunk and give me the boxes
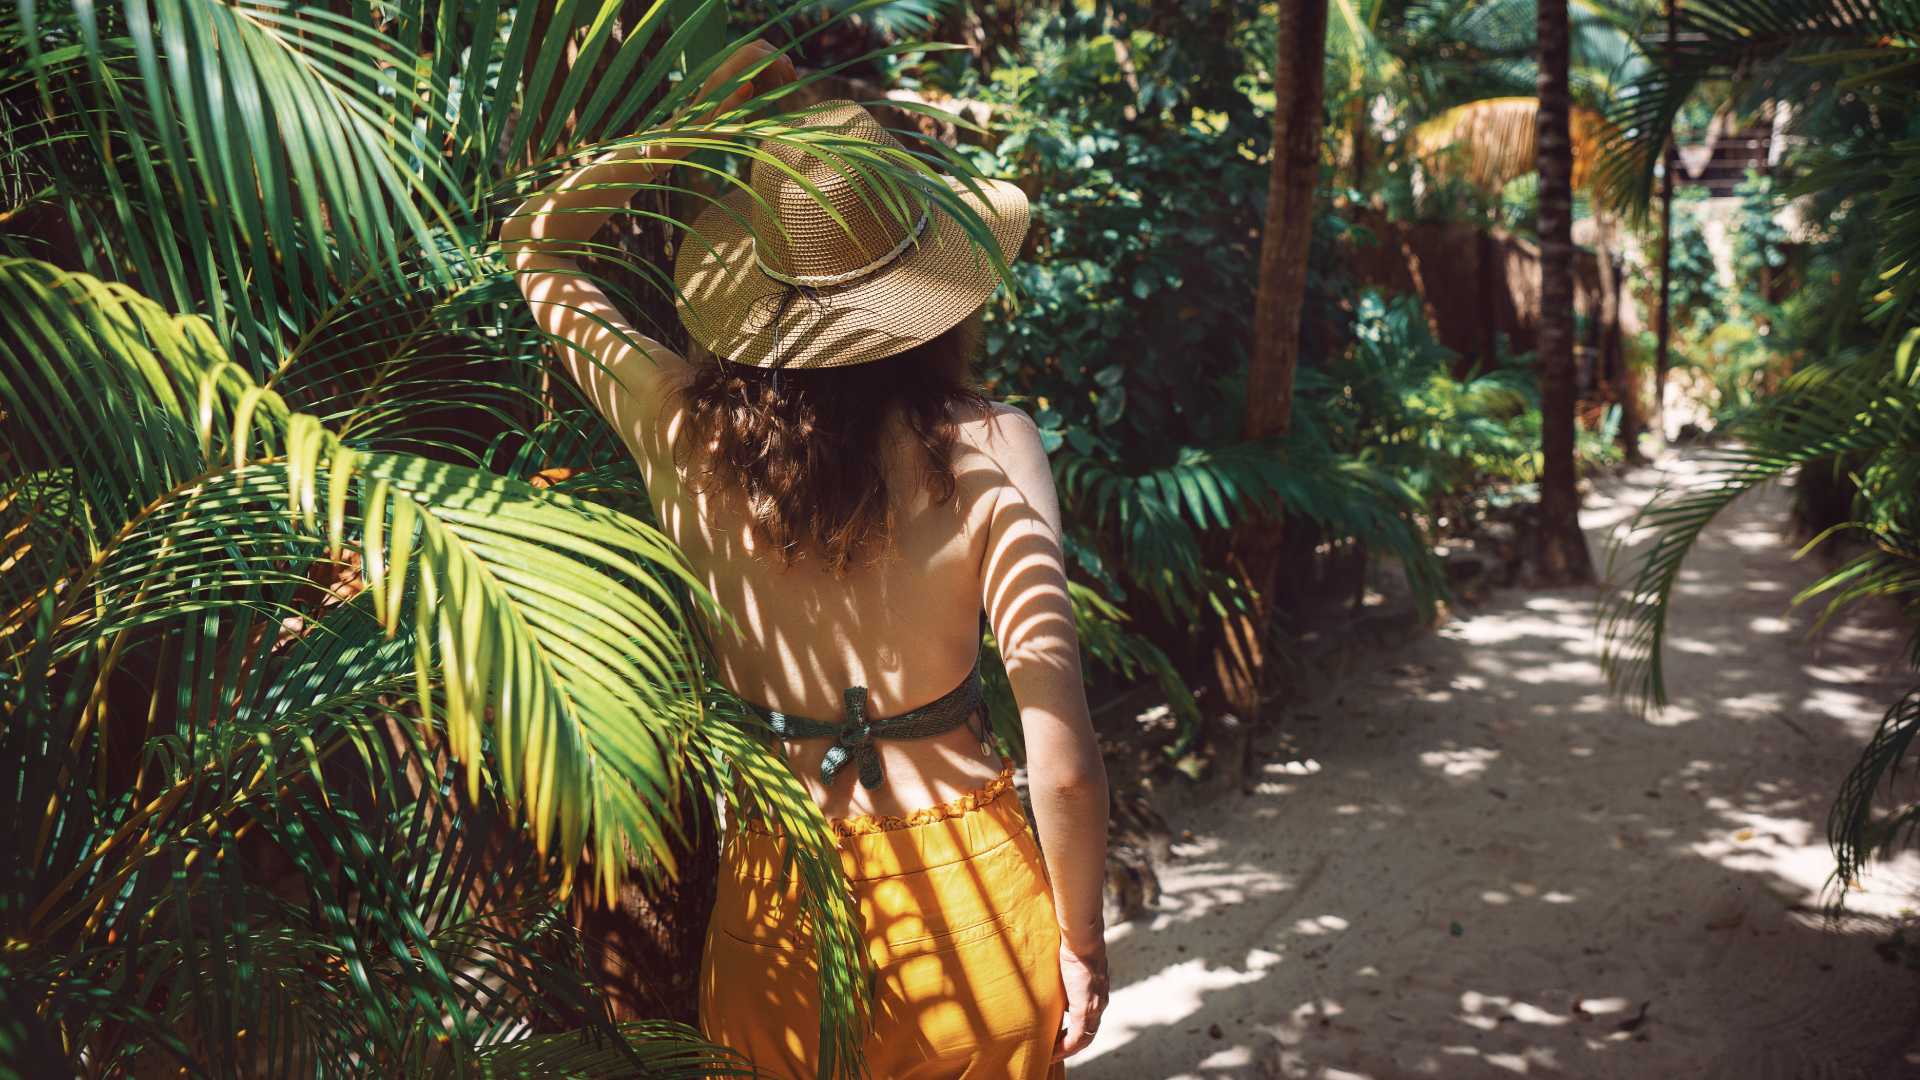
[1209,0,1329,725]
[1653,0,1679,444]
[1533,0,1595,584]
[1594,215,1645,463]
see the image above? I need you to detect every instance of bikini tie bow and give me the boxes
[751,660,987,791]
[818,685,884,790]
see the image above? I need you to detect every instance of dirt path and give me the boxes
[1073,449,1920,1079]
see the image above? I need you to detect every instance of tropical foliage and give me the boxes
[1666,187,1718,333]
[20,0,1898,1070]
[1596,0,1920,897]
[929,4,1624,696]
[0,0,955,1072]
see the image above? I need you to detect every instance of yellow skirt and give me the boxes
[699,764,1068,1079]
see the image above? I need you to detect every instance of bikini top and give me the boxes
[734,654,992,791]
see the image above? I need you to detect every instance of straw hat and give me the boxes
[672,99,1030,370]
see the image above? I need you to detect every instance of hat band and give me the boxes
[753,207,931,288]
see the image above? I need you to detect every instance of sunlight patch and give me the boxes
[1419,746,1500,778]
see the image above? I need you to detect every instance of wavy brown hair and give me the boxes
[670,311,989,575]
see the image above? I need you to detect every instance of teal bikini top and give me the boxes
[736,656,992,791]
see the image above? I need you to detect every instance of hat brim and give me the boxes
[673,175,1029,369]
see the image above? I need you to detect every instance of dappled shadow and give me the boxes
[701,778,1065,1074]
[1076,451,1920,1079]
[642,390,1074,825]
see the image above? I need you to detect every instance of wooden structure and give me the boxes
[1667,114,1776,198]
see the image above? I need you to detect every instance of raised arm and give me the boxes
[976,404,1111,1062]
[498,41,793,470]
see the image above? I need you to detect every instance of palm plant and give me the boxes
[1596,0,1920,896]
[0,255,792,1074]
[1599,328,1920,887]
[1054,427,1446,624]
[950,12,1470,738]
[1303,290,1541,499]
[1280,0,1648,215]
[0,0,1009,1074]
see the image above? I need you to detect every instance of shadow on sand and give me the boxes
[1075,450,1920,1080]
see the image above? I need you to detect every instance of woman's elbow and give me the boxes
[1032,759,1108,803]
[497,207,536,246]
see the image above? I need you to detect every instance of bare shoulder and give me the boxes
[952,400,1046,475]
[950,399,1062,535]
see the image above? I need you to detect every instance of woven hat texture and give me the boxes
[673,99,1029,369]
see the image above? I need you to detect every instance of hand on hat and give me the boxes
[694,39,798,120]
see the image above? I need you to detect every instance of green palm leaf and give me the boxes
[11,0,472,362]
[3,0,1024,1070]
[0,254,878,1073]
[2,256,700,885]
[1599,334,1920,712]
[1595,0,1920,220]
[1830,687,1920,892]
[1056,435,1443,619]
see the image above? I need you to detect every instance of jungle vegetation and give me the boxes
[3,0,1918,1075]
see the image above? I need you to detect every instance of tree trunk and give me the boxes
[1532,0,1595,585]
[1209,0,1330,724]
[569,787,719,1024]
[1594,215,1645,463]
[1349,96,1369,192]
[1654,154,1673,439]
[1653,0,1677,444]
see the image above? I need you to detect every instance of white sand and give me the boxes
[1074,449,1920,1079]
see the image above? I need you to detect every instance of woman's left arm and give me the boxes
[498,41,793,453]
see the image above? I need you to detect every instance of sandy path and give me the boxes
[1073,449,1920,1079]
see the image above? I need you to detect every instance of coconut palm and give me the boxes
[1531,0,1597,584]
[0,0,1009,1073]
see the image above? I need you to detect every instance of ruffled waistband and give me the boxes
[827,762,1016,838]
[738,761,1016,840]
[726,761,1029,883]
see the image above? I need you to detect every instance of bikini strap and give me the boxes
[760,655,986,790]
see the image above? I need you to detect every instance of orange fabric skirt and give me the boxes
[699,764,1068,1079]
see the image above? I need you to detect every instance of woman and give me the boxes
[502,41,1109,1077]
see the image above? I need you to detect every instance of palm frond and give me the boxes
[1600,334,1920,712]
[1056,435,1443,619]
[459,1020,756,1078]
[1,257,712,895]
[1829,686,1920,892]
[10,0,472,363]
[1413,96,1615,194]
[1595,0,1920,219]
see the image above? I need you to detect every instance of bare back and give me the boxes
[637,389,1039,820]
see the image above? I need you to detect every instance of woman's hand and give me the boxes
[631,39,794,170]
[692,38,797,120]
[1054,938,1110,1062]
